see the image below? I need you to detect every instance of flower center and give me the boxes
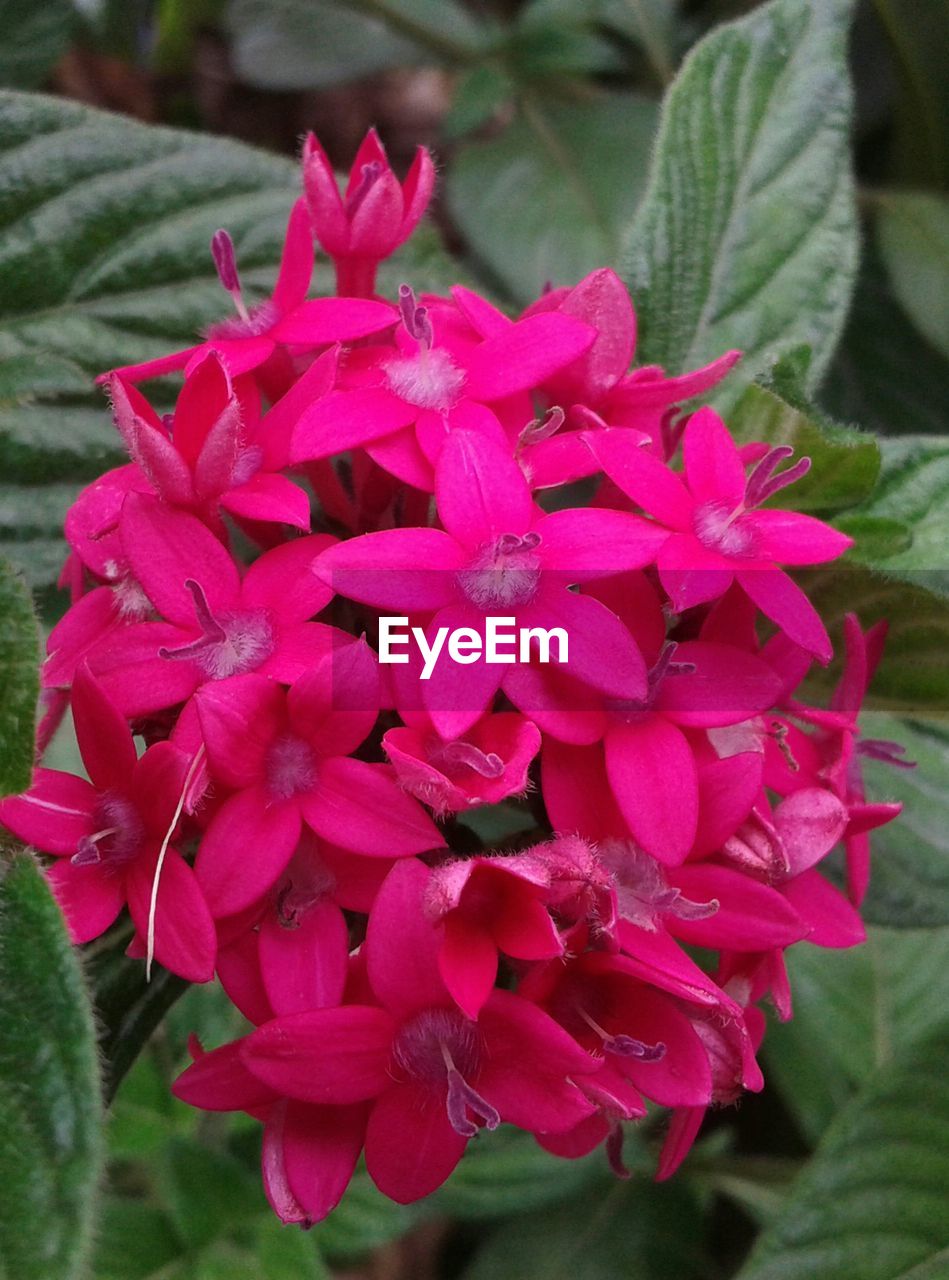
[575,1006,666,1063]
[692,500,759,558]
[265,735,318,803]
[158,579,275,680]
[383,283,466,411]
[457,532,542,610]
[721,811,789,883]
[392,1007,499,1138]
[72,791,145,869]
[207,227,280,338]
[274,852,336,927]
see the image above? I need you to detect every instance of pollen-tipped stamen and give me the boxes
[745,445,811,507]
[441,1044,500,1138]
[211,229,250,323]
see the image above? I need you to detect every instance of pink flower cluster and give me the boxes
[1,131,907,1223]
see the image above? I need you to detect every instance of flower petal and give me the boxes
[302,758,443,857]
[365,1082,468,1203]
[195,787,302,918]
[243,1006,395,1104]
[126,846,217,983]
[604,718,698,864]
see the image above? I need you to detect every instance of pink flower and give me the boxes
[587,408,853,660]
[290,287,598,490]
[514,269,740,488]
[382,711,540,815]
[85,495,340,717]
[238,860,597,1204]
[303,128,436,297]
[314,428,665,735]
[422,854,563,1018]
[192,642,443,917]
[102,198,396,391]
[0,666,215,980]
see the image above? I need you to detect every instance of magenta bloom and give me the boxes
[239,860,597,1203]
[291,287,598,490]
[315,428,665,735]
[193,643,443,917]
[303,128,436,297]
[87,495,339,717]
[0,666,215,980]
[588,408,853,660]
[382,711,540,815]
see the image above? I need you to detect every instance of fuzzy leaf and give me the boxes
[625,0,858,405]
[875,192,949,360]
[0,0,74,89]
[0,558,39,795]
[0,851,104,1280]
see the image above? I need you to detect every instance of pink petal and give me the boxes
[657,533,735,610]
[121,493,240,626]
[439,913,498,1020]
[667,863,807,950]
[103,346,196,385]
[173,1038,278,1111]
[542,740,625,841]
[281,1100,367,1224]
[258,621,341,685]
[46,859,124,944]
[271,297,397,346]
[243,1006,395,1103]
[314,528,464,612]
[349,171,404,257]
[477,990,596,1133]
[217,931,273,1026]
[783,870,866,947]
[693,752,763,856]
[745,509,853,565]
[464,314,597,401]
[195,787,302,918]
[654,642,783,728]
[44,586,120,688]
[450,285,512,339]
[89,629,203,719]
[173,350,232,466]
[535,508,667,577]
[435,429,533,549]
[604,718,698,864]
[365,859,450,1017]
[302,758,443,857]
[130,739,191,835]
[287,637,379,757]
[221,472,311,529]
[586,431,693,528]
[240,534,337,623]
[365,1082,468,1203]
[259,897,349,1016]
[528,589,648,701]
[773,788,848,876]
[618,990,711,1108]
[364,423,437,490]
[421,607,505,739]
[271,198,315,313]
[126,846,217,983]
[291,388,416,462]
[737,568,832,663]
[258,347,338,470]
[656,1107,705,1180]
[493,892,562,960]
[0,770,95,854]
[196,674,286,789]
[682,407,746,507]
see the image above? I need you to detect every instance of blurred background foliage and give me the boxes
[0,1,947,1277]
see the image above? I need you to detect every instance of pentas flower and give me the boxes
[290,286,598,490]
[382,711,541,816]
[587,408,853,661]
[516,269,741,488]
[0,666,215,980]
[510,572,782,862]
[303,128,436,297]
[103,199,397,395]
[236,860,598,1205]
[192,642,443,917]
[315,428,666,735]
[421,854,563,1018]
[85,496,339,717]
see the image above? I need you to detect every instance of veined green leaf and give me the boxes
[626,0,858,406]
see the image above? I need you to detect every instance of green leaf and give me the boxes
[855,435,949,599]
[0,0,74,89]
[252,1215,330,1280]
[875,192,949,360]
[822,239,949,438]
[728,348,880,514]
[0,558,39,796]
[92,1198,183,1280]
[225,0,484,89]
[872,0,949,189]
[0,851,104,1280]
[434,1125,612,1219]
[739,1026,949,1280]
[625,0,858,406]
[765,924,949,1142]
[462,1178,707,1280]
[448,93,657,304]
[158,1137,264,1251]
